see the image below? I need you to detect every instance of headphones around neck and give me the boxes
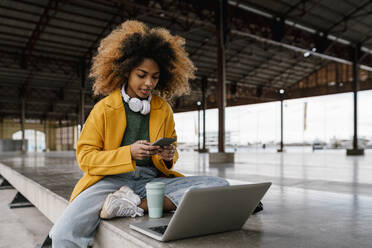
[121,84,152,115]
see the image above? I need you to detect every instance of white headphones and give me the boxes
[121,84,152,115]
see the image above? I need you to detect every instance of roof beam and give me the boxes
[285,77,372,100]
[280,0,310,19]
[189,35,214,58]
[229,0,372,57]
[0,82,90,93]
[266,58,325,89]
[0,96,93,109]
[233,53,278,85]
[23,0,74,68]
[232,29,372,72]
[0,2,102,29]
[325,0,372,33]
[0,109,78,118]
[85,7,122,60]
[24,0,56,68]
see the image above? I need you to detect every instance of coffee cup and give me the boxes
[146,182,165,218]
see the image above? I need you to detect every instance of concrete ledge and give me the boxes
[0,161,253,248]
[0,162,157,248]
[346,148,365,156]
[0,162,67,223]
[209,152,235,164]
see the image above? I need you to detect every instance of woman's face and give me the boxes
[127,58,160,99]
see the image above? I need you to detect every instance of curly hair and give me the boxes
[90,20,196,100]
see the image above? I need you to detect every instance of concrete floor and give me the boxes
[178,147,372,197]
[0,148,372,247]
[0,189,53,248]
[179,148,372,247]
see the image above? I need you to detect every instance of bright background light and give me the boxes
[174,90,372,145]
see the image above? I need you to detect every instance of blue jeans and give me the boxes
[49,167,229,248]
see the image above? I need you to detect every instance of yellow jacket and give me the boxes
[70,88,183,202]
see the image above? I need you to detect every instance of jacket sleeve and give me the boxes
[162,103,179,169]
[76,104,136,176]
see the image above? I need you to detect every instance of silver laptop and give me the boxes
[129,182,271,242]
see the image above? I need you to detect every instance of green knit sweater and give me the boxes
[120,100,154,167]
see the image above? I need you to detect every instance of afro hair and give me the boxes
[90,20,196,100]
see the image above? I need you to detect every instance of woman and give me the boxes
[49,20,229,248]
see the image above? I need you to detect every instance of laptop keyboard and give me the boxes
[149,225,168,234]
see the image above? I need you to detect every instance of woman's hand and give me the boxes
[157,144,175,161]
[130,140,160,160]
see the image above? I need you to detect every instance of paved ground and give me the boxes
[0,147,372,247]
[0,188,52,248]
[177,147,372,197]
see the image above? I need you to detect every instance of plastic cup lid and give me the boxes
[146,182,165,189]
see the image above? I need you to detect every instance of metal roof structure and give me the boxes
[0,0,371,122]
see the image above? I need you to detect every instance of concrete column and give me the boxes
[209,0,234,163]
[67,124,69,150]
[79,59,86,129]
[197,103,201,151]
[59,120,63,151]
[277,99,285,152]
[352,51,359,149]
[0,117,3,139]
[44,119,48,151]
[80,90,85,128]
[200,77,208,153]
[21,97,26,152]
[216,0,227,153]
[347,44,364,155]
[68,125,71,150]
[50,120,57,151]
[34,129,37,152]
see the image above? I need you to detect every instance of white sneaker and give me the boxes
[113,186,141,205]
[100,187,144,219]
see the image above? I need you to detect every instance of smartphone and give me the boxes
[151,137,176,147]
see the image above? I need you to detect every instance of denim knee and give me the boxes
[209,176,230,186]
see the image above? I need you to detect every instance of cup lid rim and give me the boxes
[146,182,165,188]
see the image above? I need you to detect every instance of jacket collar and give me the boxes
[104,87,163,110]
